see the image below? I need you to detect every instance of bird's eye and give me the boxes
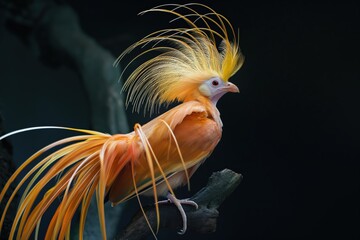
[211,80,219,86]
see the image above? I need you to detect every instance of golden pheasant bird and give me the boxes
[0,3,244,240]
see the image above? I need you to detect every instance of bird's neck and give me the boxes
[196,96,223,128]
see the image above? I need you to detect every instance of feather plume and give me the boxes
[115,3,244,115]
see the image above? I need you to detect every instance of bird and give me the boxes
[0,3,244,240]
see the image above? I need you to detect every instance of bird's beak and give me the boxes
[225,82,240,93]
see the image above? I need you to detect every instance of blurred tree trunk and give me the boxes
[0,115,18,240]
[1,0,129,238]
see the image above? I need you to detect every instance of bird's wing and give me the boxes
[108,101,221,204]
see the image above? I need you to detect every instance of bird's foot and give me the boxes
[157,193,198,234]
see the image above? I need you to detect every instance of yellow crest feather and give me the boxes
[115,3,244,115]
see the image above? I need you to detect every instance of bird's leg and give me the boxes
[157,192,198,234]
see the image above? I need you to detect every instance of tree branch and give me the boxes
[116,169,242,240]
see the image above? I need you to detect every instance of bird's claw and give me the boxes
[177,198,198,210]
[157,193,198,235]
[158,197,198,209]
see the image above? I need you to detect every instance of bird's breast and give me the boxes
[173,111,222,157]
[147,110,222,170]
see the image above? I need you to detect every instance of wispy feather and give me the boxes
[115,3,244,115]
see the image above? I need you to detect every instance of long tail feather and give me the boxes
[0,126,139,240]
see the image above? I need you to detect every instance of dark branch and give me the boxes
[116,169,242,240]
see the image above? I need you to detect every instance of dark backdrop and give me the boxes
[0,1,359,239]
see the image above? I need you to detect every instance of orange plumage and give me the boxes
[0,3,244,239]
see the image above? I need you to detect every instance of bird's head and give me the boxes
[116,3,244,114]
[198,77,239,105]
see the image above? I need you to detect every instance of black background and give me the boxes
[0,1,359,239]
